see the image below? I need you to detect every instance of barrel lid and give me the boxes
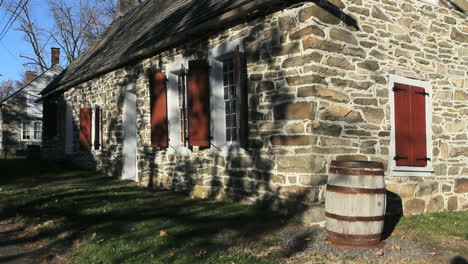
[331,160,384,169]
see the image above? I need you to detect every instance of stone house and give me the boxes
[38,0,467,222]
[0,48,63,156]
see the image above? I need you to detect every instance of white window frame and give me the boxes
[21,120,42,141]
[166,57,193,155]
[208,38,246,156]
[388,74,434,177]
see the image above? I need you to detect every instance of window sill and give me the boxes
[390,166,434,177]
[211,142,246,156]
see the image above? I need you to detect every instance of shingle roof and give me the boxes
[41,0,255,96]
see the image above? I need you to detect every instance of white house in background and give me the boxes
[0,48,63,156]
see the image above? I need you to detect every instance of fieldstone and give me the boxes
[282,52,323,68]
[450,28,468,43]
[286,75,326,86]
[354,98,378,106]
[427,195,444,213]
[361,107,385,124]
[449,147,468,158]
[230,156,254,169]
[401,3,416,12]
[447,196,458,211]
[255,157,275,171]
[320,137,352,146]
[272,42,301,56]
[343,46,366,58]
[331,78,373,90]
[277,155,326,173]
[324,56,354,70]
[328,0,345,8]
[454,178,468,193]
[371,6,391,22]
[310,122,342,137]
[303,65,346,77]
[278,16,297,32]
[301,206,325,223]
[370,50,386,60]
[446,120,465,132]
[300,175,328,186]
[297,85,350,103]
[290,25,324,39]
[274,102,317,120]
[348,6,369,16]
[442,184,451,193]
[271,135,312,146]
[329,28,358,45]
[404,199,425,215]
[246,42,260,63]
[285,123,305,133]
[434,164,448,176]
[345,130,371,136]
[415,182,438,197]
[302,37,342,53]
[256,81,274,93]
[388,25,407,34]
[319,106,364,123]
[357,60,380,71]
[298,4,341,24]
[455,91,468,101]
[399,184,417,198]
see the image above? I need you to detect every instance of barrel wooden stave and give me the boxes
[325,161,386,248]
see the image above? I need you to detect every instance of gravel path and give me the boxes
[0,223,38,264]
[279,226,461,263]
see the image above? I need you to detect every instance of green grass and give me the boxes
[0,158,288,264]
[395,211,468,255]
[397,211,468,239]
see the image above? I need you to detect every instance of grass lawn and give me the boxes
[1,158,467,263]
[394,211,468,256]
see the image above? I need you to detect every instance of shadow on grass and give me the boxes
[0,159,293,263]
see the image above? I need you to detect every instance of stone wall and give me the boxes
[45,0,467,222]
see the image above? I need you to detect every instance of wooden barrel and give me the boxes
[325,160,386,248]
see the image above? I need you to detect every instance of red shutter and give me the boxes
[150,72,169,147]
[188,60,210,147]
[80,108,92,151]
[394,83,412,166]
[94,106,101,149]
[411,86,428,167]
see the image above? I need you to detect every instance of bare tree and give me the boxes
[0,79,23,101]
[4,0,49,73]
[2,0,117,71]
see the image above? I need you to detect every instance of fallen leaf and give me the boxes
[160,230,168,236]
[196,249,208,256]
[168,252,176,257]
[429,252,436,256]
[304,237,311,241]
[324,241,331,244]
[91,233,97,239]
[374,250,384,256]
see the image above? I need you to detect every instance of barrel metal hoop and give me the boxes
[329,167,384,176]
[330,160,384,169]
[327,237,384,248]
[326,229,382,240]
[326,184,386,194]
[325,212,385,222]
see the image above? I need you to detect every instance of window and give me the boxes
[223,58,238,142]
[79,106,102,151]
[208,40,248,153]
[175,69,189,146]
[34,122,42,140]
[21,121,42,141]
[389,75,433,176]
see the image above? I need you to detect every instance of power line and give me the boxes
[0,39,21,64]
[0,0,27,42]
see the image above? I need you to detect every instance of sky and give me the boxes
[0,0,53,82]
